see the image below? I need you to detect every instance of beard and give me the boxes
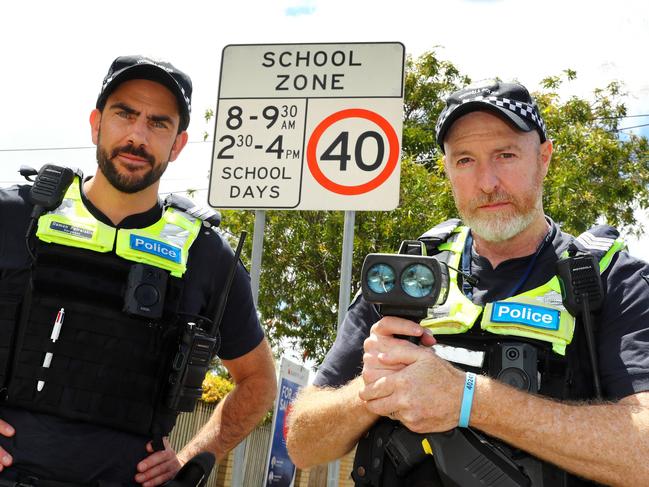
[96,136,169,194]
[454,167,544,243]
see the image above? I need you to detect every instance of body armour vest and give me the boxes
[0,175,216,440]
[353,219,625,487]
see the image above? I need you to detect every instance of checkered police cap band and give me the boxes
[435,81,548,152]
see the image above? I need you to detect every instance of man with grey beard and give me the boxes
[287,81,649,486]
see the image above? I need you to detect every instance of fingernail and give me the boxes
[2,455,11,465]
[423,328,434,337]
[4,426,14,436]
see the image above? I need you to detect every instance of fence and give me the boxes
[169,401,357,487]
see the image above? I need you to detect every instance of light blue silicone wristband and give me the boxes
[458,372,476,428]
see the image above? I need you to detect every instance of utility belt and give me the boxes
[353,416,585,487]
[354,419,533,487]
[0,475,111,487]
[0,451,215,487]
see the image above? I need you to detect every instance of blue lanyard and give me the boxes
[461,233,474,299]
[505,241,545,297]
[461,230,551,300]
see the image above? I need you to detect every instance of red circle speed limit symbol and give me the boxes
[306,108,399,196]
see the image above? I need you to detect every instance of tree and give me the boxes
[212,53,649,365]
[536,72,649,235]
[402,50,470,166]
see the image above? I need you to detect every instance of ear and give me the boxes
[169,131,189,162]
[538,139,553,177]
[90,109,101,145]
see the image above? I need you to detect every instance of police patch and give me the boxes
[491,301,560,331]
[130,234,181,263]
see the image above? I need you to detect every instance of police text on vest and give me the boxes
[491,302,560,331]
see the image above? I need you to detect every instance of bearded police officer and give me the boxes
[286,81,649,486]
[0,56,276,486]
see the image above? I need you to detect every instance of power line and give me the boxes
[595,113,649,120]
[1,116,647,154]
[0,139,211,153]
[615,123,649,132]
[0,145,95,153]
[159,187,208,196]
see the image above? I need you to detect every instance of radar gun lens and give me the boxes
[401,264,435,298]
[367,263,396,294]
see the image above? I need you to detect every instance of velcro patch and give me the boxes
[491,302,559,331]
[130,235,181,263]
[50,221,93,239]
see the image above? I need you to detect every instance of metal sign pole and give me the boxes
[250,209,266,306]
[231,209,266,487]
[327,210,356,487]
[337,210,356,330]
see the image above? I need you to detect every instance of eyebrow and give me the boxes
[493,144,522,153]
[108,102,174,125]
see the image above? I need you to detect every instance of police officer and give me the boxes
[286,81,649,486]
[0,56,276,485]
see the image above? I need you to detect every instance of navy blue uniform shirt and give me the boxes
[315,219,649,402]
[0,182,264,484]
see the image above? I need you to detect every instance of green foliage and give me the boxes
[203,108,214,142]
[536,75,649,235]
[211,52,649,365]
[402,50,471,166]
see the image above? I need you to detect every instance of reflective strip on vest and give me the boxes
[36,177,202,277]
[116,207,201,277]
[36,178,116,252]
[421,227,483,334]
[420,224,623,356]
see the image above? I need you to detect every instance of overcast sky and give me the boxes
[2,0,648,259]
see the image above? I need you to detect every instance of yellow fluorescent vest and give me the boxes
[35,177,202,277]
[420,225,625,355]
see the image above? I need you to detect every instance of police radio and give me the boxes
[24,164,76,261]
[166,323,218,411]
[166,231,247,412]
[556,249,605,398]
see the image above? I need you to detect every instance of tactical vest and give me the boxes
[353,219,625,487]
[0,175,218,440]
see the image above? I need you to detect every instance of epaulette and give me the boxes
[418,218,462,256]
[572,225,621,255]
[164,193,221,228]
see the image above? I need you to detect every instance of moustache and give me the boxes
[110,145,155,165]
[470,191,513,208]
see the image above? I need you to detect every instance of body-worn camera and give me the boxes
[489,342,539,393]
[361,240,450,322]
[124,263,168,319]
